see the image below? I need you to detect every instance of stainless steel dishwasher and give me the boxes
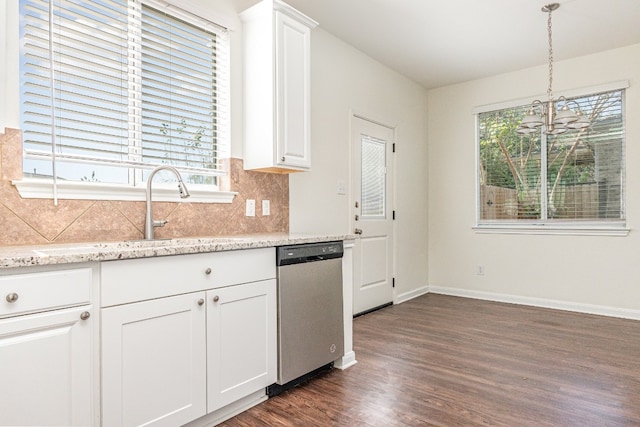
[269,241,344,396]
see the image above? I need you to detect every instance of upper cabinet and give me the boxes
[241,0,318,173]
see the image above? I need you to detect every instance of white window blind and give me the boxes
[140,3,228,185]
[20,0,229,189]
[478,89,625,225]
[361,134,386,218]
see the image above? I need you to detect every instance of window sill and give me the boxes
[12,178,237,204]
[473,224,629,237]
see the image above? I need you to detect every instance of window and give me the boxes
[477,87,625,229]
[361,134,386,219]
[19,0,229,192]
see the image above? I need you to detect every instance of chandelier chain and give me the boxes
[516,3,590,136]
[547,6,554,101]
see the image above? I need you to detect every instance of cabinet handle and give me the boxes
[205,268,212,275]
[197,298,205,306]
[281,156,285,162]
[6,293,18,303]
[212,295,220,303]
[80,311,91,321]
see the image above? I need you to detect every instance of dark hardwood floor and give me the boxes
[221,294,640,426]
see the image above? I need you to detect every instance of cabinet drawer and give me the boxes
[212,248,276,287]
[0,268,92,318]
[101,248,276,307]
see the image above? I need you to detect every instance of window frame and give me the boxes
[473,81,629,236]
[13,0,234,204]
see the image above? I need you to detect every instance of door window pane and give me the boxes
[361,134,386,218]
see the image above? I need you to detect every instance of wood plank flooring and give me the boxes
[220,294,640,426]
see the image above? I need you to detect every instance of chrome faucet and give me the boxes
[145,165,191,240]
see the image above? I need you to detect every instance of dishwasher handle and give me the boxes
[278,253,342,266]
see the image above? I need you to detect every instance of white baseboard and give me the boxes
[395,285,429,304]
[429,286,640,321]
[335,351,357,370]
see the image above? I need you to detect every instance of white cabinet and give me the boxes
[242,0,318,173]
[0,267,95,427]
[207,280,276,410]
[101,249,277,427]
[101,293,207,427]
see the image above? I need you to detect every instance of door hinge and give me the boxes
[392,277,395,288]
[392,210,396,220]
[392,143,396,153]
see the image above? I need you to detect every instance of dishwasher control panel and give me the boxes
[277,241,343,266]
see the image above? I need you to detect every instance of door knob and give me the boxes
[354,228,363,235]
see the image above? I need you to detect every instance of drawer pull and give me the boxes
[212,295,220,303]
[6,293,19,303]
[80,311,91,321]
[197,298,205,306]
[205,268,212,275]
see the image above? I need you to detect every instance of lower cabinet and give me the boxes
[0,266,95,427]
[101,279,276,427]
[0,305,94,426]
[101,292,207,427]
[207,280,276,411]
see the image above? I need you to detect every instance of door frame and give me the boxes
[349,110,397,313]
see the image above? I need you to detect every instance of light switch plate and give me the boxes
[262,200,270,216]
[337,180,346,195]
[246,199,255,216]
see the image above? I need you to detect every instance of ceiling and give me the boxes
[236,0,640,89]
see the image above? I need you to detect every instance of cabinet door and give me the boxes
[0,306,93,426]
[275,11,312,169]
[207,279,276,412]
[102,293,206,427]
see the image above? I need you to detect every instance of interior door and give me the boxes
[351,115,394,315]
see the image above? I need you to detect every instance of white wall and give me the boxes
[289,29,430,300]
[428,43,640,316]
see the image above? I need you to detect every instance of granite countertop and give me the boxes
[0,233,356,269]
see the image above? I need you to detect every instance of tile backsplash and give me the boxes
[0,128,289,246]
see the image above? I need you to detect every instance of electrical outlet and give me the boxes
[246,199,255,217]
[337,180,346,195]
[262,200,270,216]
[476,265,485,275]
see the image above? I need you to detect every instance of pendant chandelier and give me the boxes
[516,3,591,135]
